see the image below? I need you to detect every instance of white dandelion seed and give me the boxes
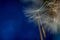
[23,0,60,40]
[24,1,47,40]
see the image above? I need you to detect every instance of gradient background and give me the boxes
[0,0,60,40]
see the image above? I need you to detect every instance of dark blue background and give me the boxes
[0,0,58,40]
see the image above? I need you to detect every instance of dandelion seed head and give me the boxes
[24,0,60,33]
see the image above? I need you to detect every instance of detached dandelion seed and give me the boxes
[24,1,47,40]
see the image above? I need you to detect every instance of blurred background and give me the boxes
[0,0,60,40]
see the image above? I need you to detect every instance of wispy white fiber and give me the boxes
[24,0,60,33]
